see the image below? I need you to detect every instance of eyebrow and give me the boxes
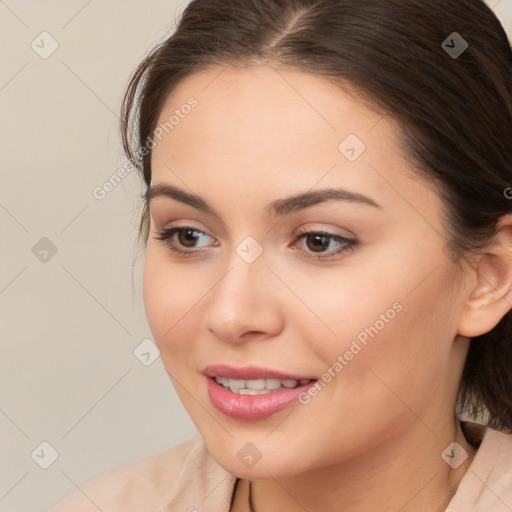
[146,183,381,217]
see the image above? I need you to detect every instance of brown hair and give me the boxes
[120,0,512,431]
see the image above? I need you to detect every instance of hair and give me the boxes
[120,0,512,431]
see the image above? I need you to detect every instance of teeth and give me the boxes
[214,376,311,394]
[228,379,245,393]
[266,378,282,390]
[246,379,266,390]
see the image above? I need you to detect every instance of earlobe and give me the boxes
[457,216,512,338]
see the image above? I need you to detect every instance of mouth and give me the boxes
[203,365,318,419]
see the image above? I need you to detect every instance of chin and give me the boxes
[203,437,312,480]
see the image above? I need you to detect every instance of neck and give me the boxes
[243,418,477,512]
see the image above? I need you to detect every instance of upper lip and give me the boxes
[202,364,317,381]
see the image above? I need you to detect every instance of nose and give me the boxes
[204,255,284,344]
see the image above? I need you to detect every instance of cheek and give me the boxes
[142,249,206,354]
[282,269,457,466]
[291,253,456,403]
[276,257,405,364]
[338,277,454,416]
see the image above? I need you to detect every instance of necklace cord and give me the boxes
[248,480,255,512]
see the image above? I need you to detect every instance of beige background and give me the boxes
[0,1,511,510]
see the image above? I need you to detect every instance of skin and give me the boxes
[143,64,512,512]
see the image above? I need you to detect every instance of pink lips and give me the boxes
[203,364,317,420]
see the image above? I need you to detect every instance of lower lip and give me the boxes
[206,376,317,420]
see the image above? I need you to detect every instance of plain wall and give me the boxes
[0,1,511,510]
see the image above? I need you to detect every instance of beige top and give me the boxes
[51,422,512,512]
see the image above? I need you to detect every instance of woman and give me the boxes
[52,0,512,510]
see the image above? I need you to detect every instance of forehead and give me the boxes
[154,64,388,143]
[149,64,442,225]
[152,64,402,174]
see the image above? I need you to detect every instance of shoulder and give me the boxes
[449,424,512,511]
[50,436,234,512]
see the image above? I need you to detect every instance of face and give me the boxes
[143,64,470,479]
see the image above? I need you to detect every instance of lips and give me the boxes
[203,364,318,419]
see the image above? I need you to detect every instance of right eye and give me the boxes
[154,226,218,256]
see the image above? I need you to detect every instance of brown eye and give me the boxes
[154,226,217,255]
[294,230,357,260]
[305,234,331,252]
[178,229,202,248]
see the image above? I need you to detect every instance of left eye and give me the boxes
[294,231,356,258]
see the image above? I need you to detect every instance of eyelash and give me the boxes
[153,226,357,260]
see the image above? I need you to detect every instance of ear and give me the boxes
[458,214,512,338]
